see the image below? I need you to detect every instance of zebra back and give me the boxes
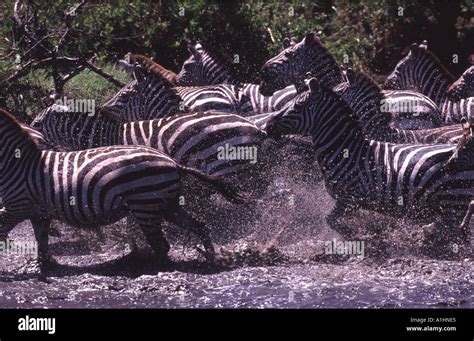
[31,105,122,150]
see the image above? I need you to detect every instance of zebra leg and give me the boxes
[30,216,55,275]
[165,206,215,262]
[138,222,171,265]
[326,200,358,239]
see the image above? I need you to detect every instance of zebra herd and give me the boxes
[1,31,473,276]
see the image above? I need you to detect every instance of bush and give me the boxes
[0,0,472,120]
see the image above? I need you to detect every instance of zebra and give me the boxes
[176,42,298,115]
[109,63,253,118]
[384,41,474,123]
[259,32,445,129]
[19,123,52,149]
[177,42,236,86]
[443,117,474,231]
[336,68,465,144]
[118,52,178,85]
[103,65,187,121]
[31,107,268,192]
[259,32,345,96]
[265,78,472,251]
[0,108,251,274]
[447,65,474,101]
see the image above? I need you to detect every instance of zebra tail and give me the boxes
[177,165,253,205]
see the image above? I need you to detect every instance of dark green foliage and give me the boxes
[0,0,472,120]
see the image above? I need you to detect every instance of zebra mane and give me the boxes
[0,108,39,150]
[316,83,365,134]
[138,64,181,95]
[413,47,455,81]
[304,35,344,86]
[193,43,240,82]
[127,54,177,82]
[349,69,385,99]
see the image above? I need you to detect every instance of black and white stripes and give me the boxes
[0,108,249,273]
[265,78,473,241]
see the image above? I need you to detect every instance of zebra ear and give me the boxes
[308,78,319,94]
[314,30,322,39]
[124,52,132,63]
[410,43,418,52]
[133,64,146,82]
[283,37,291,49]
[419,40,428,50]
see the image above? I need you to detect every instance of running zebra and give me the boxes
[259,32,444,128]
[176,42,298,115]
[108,64,253,118]
[31,107,268,192]
[265,79,472,250]
[0,108,248,274]
[118,52,178,85]
[447,66,474,101]
[336,68,464,144]
[384,41,474,123]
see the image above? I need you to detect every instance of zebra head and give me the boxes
[260,33,314,96]
[384,42,428,90]
[102,64,185,121]
[177,42,233,86]
[443,117,474,173]
[447,65,474,101]
[260,31,343,96]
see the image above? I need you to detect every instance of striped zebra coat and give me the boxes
[176,42,298,115]
[336,69,465,144]
[384,41,474,123]
[259,32,444,129]
[447,65,474,101]
[0,109,247,273]
[107,63,253,119]
[265,79,472,249]
[31,107,268,192]
[20,123,52,149]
